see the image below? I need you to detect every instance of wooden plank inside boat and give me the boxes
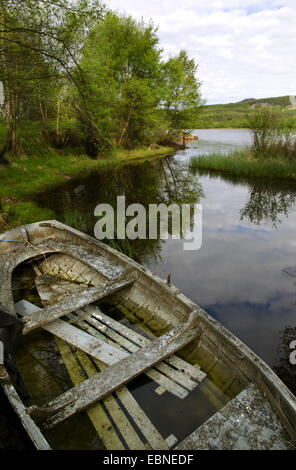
[66,312,190,398]
[27,312,201,429]
[16,299,206,399]
[21,274,136,334]
[56,339,150,450]
[74,348,169,450]
[82,305,207,383]
[34,274,207,397]
[73,311,204,391]
[177,383,296,450]
[68,309,204,390]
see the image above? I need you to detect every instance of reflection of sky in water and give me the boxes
[145,130,296,369]
[177,128,252,159]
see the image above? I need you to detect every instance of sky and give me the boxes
[106,0,296,104]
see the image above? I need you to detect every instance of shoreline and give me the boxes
[0,146,174,232]
[190,151,296,182]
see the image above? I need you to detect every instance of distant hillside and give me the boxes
[195,95,296,128]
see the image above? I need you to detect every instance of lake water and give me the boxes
[2,129,296,449]
[35,129,296,395]
[148,130,296,380]
[182,128,252,156]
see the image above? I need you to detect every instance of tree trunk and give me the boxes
[0,7,20,160]
[0,7,9,162]
[38,85,48,137]
[56,88,63,136]
[118,99,134,147]
[3,88,19,156]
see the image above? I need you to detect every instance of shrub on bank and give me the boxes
[248,108,296,160]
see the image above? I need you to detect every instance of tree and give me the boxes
[0,5,203,160]
[78,12,162,153]
[248,107,280,158]
[160,50,203,136]
[117,77,159,148]
[0,0,105,160]
[248,107,296,160]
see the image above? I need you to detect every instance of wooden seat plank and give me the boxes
[21,275,136,334]
[84,305,207,383]
[27,312,201,429]
[67,312,189,399]
[16,300,189,399]
[78,308,201,391]
[16,300,135,365]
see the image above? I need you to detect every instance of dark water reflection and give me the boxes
[36,157,203,264]
[195,168,296,228]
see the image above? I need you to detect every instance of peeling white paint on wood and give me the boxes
[21,275,136,334]
[27,315,201,428]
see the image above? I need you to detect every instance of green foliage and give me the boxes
[78,12,162,152]
[62,208,94,234]
[160,50,203,133]
[248,107,281,157]
[248,108,296,160]
[0,0,105,157]
[3,201,55,227]
[108,238,135,260]
[117,77,159,148]
[1,5,202,159]
[241,96,291,107]
[76,14,203,152]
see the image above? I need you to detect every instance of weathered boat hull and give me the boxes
[0,220,295,450]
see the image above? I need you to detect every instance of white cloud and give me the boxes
[106,0,296,103]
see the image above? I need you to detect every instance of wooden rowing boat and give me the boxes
[0,220,295,450]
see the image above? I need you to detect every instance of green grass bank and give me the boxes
[0,145,174,232]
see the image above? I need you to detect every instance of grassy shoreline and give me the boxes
[0,146,174,232]
[190,150,296,182]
